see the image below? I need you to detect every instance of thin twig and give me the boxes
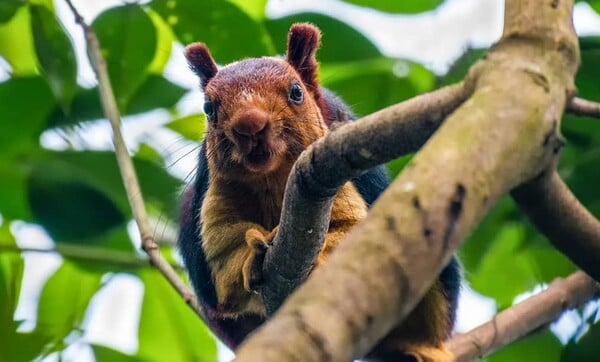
[567,97,600,119]
[0,244,184,270]
[447,272,600,362]
[512,171,600,282]
[63,0,205,321]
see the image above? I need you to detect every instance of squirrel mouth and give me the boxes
[244,144,272,168]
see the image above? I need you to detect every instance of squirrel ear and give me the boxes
[185,43,218,89]
[286,23,321,89]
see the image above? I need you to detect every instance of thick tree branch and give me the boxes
[261,82,470,314]
[567,97,600,119]
[237,0,579,360]
[64,0,205,321]
[448,272,600,362]
[512,171,600,281]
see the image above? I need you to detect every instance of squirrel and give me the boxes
[178,23,461,361]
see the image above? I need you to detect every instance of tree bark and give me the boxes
[448,272,600,362]
[567,97,600,119]
[236,0,580,360]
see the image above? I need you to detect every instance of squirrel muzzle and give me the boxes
[228,107,277,172]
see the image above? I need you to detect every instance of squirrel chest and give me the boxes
[201,175,287,233]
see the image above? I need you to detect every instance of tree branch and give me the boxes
[236,0,579,360]
[261,82,470,314]
[0,244,184,270]
[512,171,600,282]
[448,271,600,362]
[567,97,600,119]
[63,0,205,321]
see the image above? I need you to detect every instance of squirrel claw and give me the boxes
[243,226,278,293]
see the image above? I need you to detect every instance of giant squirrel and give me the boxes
[178,23,461,361]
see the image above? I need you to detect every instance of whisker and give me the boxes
[167,144,200,170]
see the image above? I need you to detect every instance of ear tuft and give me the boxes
[185,43,218,89]
[286,23,321,89]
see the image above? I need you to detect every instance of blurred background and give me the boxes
[1,0,600,361]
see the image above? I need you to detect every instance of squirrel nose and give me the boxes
[232,109,268,137]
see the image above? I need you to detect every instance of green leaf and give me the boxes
[165,114,206,142]
[152,0,273,63]
[92,4,157,109]
[0,0,26,23]
[227,0,267,20]
[467,223,538,308]
[0,77,55,156]
[562,150,600,216]
[0,6,37,75]
[146,10,175,74]
[29,4,77,110]
[126,74,187,115]
[523,234,577,282]
[575,37,600,103]
[0,234,51,361]
[561,114,600,150]
[0,329,49,362]
[459,197,519,273]
[48,75,187,128]
[321,58,434,116]
[562,321,600,361]
[135,143,163,164]
[35,260,104,351]
[28,151,182,221]
[93,344,141,362]
[0,159,31,220]
[0,232,24,325]
[341,0,443,13]
[137,270,217,362]
[57,225,137,254]
[386,154,413,179]
[467,219,576,308]
[47,86,104,127]
[0,221,17,246]
[487,330,562,362]
[266,13,380,62]
[27,174,126,242]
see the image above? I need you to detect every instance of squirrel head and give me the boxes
[185,23,330,181]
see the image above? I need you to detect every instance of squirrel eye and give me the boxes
[288,82,303,105]
[203,101,216,119]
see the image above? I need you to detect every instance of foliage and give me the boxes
[0,0,598,361]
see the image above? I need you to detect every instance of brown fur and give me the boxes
[188,23,455,360]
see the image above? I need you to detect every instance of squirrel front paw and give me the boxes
[242,226,278,293]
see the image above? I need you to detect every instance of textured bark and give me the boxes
[236,0,580,360]
[512,172,600,281]
[448,272,600,362]
[568,97,600,119]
